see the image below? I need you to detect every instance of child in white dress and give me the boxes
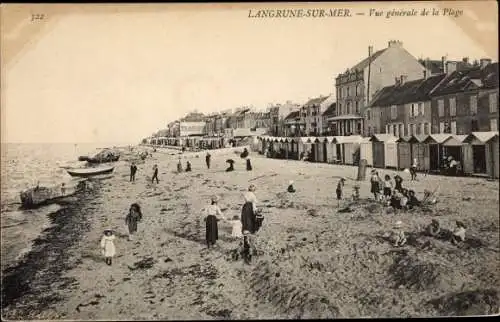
[100,229,116,266]
[231,215,243,238]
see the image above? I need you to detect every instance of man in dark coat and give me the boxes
[151,164,159,183]
[206,152,211,169]
[125,203,143,240]
[130,162,137,182]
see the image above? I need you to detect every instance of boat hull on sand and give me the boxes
[66,166,115,178]
[20,186,76,209]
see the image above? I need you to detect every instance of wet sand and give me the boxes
[2,148,499,319]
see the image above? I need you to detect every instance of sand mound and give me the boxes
[427,289,499,316]
[389,253,465,291]
[249,259,340,319]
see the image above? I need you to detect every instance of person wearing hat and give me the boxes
[185,160,192,172]
[177,158,183,173]
[151,164,159,183]
[125,203,143,241]
[204,195,225,249]
[370,170,381,201]
[246,157,253,171]
[287,180,296,193]
[241,184,260,234]
[205,151,211,169]
[100,229,116,266]
[448,156,458,176]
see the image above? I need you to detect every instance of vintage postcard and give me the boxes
[1,1,498,320]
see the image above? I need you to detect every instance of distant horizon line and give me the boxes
[1,141,140,145]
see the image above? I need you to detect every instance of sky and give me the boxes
[1,2,498,144]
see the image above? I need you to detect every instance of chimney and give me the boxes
[446,61,457,75]
[368,45,373,57]
[480,58,492,68]
[462,57,469,65]
[388,40,403,48]
[442,56,447,73]
[423,70,427,79]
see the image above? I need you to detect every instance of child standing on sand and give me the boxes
[383,175,393,201]
[100,229,116,266]
[336,178,346,206]
[231,215,243,238]
[125,203,143,241]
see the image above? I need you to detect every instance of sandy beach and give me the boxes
[2,147,499,319]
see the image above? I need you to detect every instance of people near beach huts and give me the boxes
[231,215,243,238]
[407,190,421,209]
[451,220,466,245]
[100,229,116,266]
[185,161,192,172]
[410,158,418,181]
[151,164,159,183]
[125,203,143,240]
[204,196,225,248]
[448,156,459,176]
[336,178,346,205]
[394,174,403,193]
[370,170,381,201]
[240,148,249,159]
[226,159,235,172]
[246,158,253,171]
[287,180,296,193]
[205,152,211,169]
[241,184,260,234]
[130,162,138,182]
[383,175,393,200]
[177,158,183,173]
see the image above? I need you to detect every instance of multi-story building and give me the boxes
[430,59,498,134]
[332,40,429,136]
[284,110,305,137]
[300,95,332,136]
[269,101,301,136]
[367,73,446,137]
[321,102,336,135]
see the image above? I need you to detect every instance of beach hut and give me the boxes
[299,137,314,160]
[424,134,453,172]
[359,137,373,167]
[409,135,430,172]
[333,135,363,165]
[288,137,300,160]
[312,137,328,163]
[324,137,336,163]
[396,136,412,170]
[370,134,398,169]
[442,134,468,173]
[462,131,499,178]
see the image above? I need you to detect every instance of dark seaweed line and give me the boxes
[1,182,102,319]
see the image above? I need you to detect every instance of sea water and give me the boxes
[0,142,130,272]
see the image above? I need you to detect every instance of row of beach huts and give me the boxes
[256,131,499,179]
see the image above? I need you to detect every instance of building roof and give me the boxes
[425,134,453,144]
[334,135,364,144]
[304,96,329,106]
[431,62,499,96]
[322,103,336,117]
[370,74,446,107]
[350,49,386,72]
[370,134,398,143]
[464,131,499,144]
[284,111,300,120]
[328,114,363,121]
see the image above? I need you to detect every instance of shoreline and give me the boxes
[1,149,499,319]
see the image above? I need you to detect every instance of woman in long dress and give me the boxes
[204,196,225,248]
[241,184,259,234]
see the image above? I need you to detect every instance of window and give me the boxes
[490,93,498,113]
[418,103,424,116]
[491,119,498,131]
[451,121,457,134]
[424,123,430,135]
[355,101,359,114]
[347,102,351,114]
[416,123,422,135]
[470,95,478,114]
[390,105,397,120]
[398,124,403,137]
[444,121,451,134]
[411,103,417,117]
[338,103,342,115]
[385,125,389,134]
[439,122,445,133]
[449,97,456,116]
[347,86,351,97]
[392,124,397,136]
[438,99,444,117]
[356,84,362,96]
[367,110,371,120]
[471,119,479,131]
[368,126,372,135]
[409,123,415,135]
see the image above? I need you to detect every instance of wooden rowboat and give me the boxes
[66,165,115,178]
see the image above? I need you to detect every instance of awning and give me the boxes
[463,131,499,144]
[325,136,335,143]
[425,134,453,144]
[334,135,364,144]
[314,136,327,143]
[442,135,468,146]
[300,137,314,143]
[327,114,363,121]
[412,134,429,143]
[370,134,398,143]
[396,136,412,143]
